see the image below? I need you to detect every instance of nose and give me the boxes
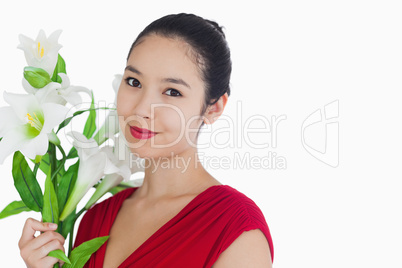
[131,88,156,121]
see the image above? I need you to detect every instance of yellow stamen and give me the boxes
[27,113,33,122]
[26,112,43,132]
[37,42,44,58]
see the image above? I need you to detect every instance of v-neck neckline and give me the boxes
[103,184,227,267]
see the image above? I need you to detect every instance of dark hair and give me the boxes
[126,13,232,132]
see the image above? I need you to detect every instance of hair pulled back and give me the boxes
[127,13,232,127]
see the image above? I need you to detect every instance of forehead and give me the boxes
[127,35,202,80]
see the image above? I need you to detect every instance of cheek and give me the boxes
[158,106,185,133]
[160,105,202,139]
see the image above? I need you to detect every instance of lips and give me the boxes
[130,126,157,140]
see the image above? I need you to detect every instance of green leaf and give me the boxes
[32,154,65,179]
[63,236,109,268]
[12,151,43,212]
[23,66,51,88]
[56,107,113,134]
[48,249,71,264]
[51,54,67,83]
[83,91,96,139]
[38,154,51,174]
[0,201,31,219]
[57,161,79,213]
[42,166,59,224]
[66,147,78,159]
[61,208,76,239]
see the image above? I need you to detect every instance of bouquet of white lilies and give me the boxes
[0,30,144,267]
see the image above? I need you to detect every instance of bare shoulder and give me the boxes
[212,229,272,268]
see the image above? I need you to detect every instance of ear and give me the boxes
[203,92,229,124]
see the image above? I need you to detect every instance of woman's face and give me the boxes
[117,34,206,159]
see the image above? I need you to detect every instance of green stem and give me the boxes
[56,107,116,134]
[57,221,63,237]
[68,207,86,256]
[49,143,57,186]
[33,162,40,177]
[51,145,67,194]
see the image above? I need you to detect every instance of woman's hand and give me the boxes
[18,218,66,268]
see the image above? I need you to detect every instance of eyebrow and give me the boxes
[162,78,191,90]
[125,65,191,90]
[125,65,142,75]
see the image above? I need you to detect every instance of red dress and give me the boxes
[74,185,274,267]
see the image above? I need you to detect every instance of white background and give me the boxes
[0,0,401,267]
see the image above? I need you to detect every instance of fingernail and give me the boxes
[49,223,57,229]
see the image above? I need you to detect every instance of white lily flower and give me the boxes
[93,74,122,145]
[85,132,144,209]
[116,131,145,175]
[85,146,130,209]
[112,74,123,94]
[22,73,91,107]
[0,92,69,164]
[59,131,121,221]
[18,29,63,77]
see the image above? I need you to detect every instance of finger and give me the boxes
[32,238,65,263]
[38,256,62,268]
[19,218,57,247]
[23,231,65,253]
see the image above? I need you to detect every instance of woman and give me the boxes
[19,13,274,267]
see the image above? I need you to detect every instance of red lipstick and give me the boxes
[130,126,157,140]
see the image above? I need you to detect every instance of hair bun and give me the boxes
[206,19,226,38]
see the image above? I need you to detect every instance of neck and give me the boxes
[135,146,218,200]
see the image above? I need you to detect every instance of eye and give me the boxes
[125,77,142,88]
[165,88,182,97]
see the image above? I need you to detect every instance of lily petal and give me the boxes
[17,34,35,63]
[0,107,21,137]
[85,173,123,209]
[0,126,30,164]
[3,92,41,122]
[34,82,63,104]
[112,74,123,94]
[102,152,122,175]
[67,131,100,160]
[116,132,145,175]
[47,29,63,46]
[21,78,37,94]
[64,85,92,98]
[58,73,70,88]
[61,91,82,107]
[36,29,47,44]
[40,102,69,134]
[60,152,108,220]
[61,86,92,107]
[20,132,49,160]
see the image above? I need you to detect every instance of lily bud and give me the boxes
[48,131,61,146]
[23,66,51,89]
